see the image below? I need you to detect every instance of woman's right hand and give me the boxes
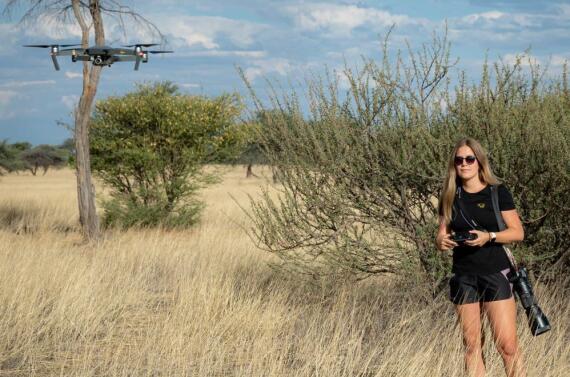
[436,216,458,251]
[437,233,458,251]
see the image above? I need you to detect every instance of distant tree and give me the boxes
[225,108,290,179]
[59,138,76,156]
[58,137,76,166]
[242,125,264,178]
[219,120,264,178]
[90,81,243,228]
[9,142,31,152]
[20,145,67,175]
[0,140,28,174]
[0,141,13,175]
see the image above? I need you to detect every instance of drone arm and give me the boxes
[57,49,80,56]
[51,54,60,71]
[113,55,137,62]
[134,56,141,71]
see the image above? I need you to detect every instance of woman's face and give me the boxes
[454,145,480,181]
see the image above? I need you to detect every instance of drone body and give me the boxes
[24,43,173,71]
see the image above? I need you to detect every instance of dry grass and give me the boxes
[0,168,567,376]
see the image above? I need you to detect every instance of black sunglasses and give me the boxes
[454,155,477,166]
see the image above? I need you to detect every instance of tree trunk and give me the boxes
[72,0,105,241]
[75,78,101,240]
[246,163,255,178]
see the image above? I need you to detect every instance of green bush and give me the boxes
[90,81,243,229]
[244,33,570,292]
[100,193,203,229]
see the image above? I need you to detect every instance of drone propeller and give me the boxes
[147,50,174,54]
[124,43,159,47]
[24,44,81,48]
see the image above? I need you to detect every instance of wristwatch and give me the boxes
[489,232,497,243]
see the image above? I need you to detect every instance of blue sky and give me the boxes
[1,0,569,145]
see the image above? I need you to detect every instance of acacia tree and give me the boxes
[90,82,244,228]
[4,1,162,240]
[20,145,67,175]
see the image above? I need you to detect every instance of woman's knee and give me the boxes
[496,339,519,358]
[463,334,482,354]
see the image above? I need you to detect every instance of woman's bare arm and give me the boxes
[496,209,524,243]
[436,216,458,251]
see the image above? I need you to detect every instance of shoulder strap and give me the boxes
[490,185,506,231]
[490,185,518,270]
[455,187,481,230]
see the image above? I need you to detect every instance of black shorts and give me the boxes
[449,268,513,304]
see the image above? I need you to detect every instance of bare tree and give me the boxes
[3,0,163,240]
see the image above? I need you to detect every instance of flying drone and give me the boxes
[24,43,173,71]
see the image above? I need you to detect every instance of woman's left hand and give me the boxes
[464,230,490,247]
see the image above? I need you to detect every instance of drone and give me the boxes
[24,43,173,71]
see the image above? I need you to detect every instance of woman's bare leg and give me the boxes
[484,298,526,377]
[456,302,485,377]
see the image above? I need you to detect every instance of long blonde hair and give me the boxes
[439,138,500,224]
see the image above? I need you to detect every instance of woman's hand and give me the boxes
[464,230,490,247]
[437,233,458,251]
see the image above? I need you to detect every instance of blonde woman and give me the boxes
[436,138,526,377]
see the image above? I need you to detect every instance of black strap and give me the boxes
[490,185,518,270]
[454,187,482,230]
[490,185,506,231]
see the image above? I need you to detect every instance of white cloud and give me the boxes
[157,15,267,50]
[23,13,82,40]
[460,11,506,25]
[0,82,54,119]
[550,54,570,66]
[179,83,201,88]
[65,71,83,79]
[500,52,569,73]
[183,50,267,58]
[176,31,219,49]
[335,70,352,90]
[244,58,293,81]
[284,3,429,36]
[449,8,570,44]
[0,91,18,104]
[0,80,56,88]
[456,10,542,31]
[0,23,19,55]
[0,90,19,119]
[61,95,79,109]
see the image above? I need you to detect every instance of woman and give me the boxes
[435,138,526,377]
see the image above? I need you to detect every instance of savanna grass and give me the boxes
[0,168,567,376]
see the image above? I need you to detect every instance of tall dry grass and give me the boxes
[0,168,567,376]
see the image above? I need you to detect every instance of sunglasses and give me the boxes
[454,155,477,166]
